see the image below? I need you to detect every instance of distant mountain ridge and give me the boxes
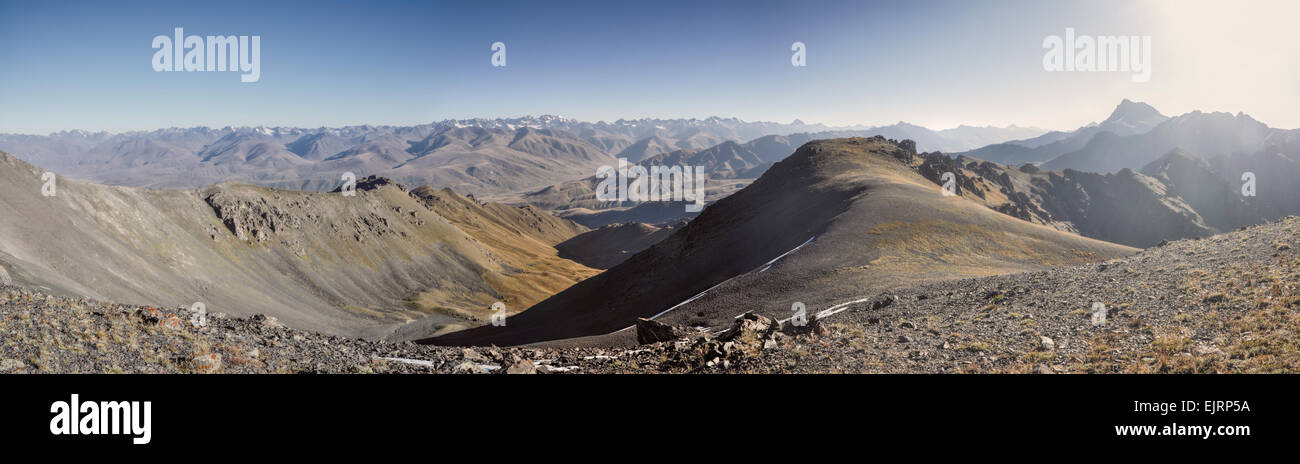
[960,99,1300,175]
[0,117,1043,196]
[959,99,1170,165]
[1040,110,1280,173]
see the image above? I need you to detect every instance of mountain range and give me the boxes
[4,100,1300,350]
[959,99,1300,175]
[0,117,1043,197]
[520,100,1298,229]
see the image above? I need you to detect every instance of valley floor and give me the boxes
[2,216,1297,374]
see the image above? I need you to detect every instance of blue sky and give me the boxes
[1,0,1296,133]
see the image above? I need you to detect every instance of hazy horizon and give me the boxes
[0,113,1054,137]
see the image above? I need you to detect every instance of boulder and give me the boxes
[505,359,537,374]
[192,353,222,373]
[460,348,487,362]
[452,361,488,374]
[721,312,780,342]
[870,293,898,310]
[636,318,683,344]
[251,314,283,328]
[781,314,826,337]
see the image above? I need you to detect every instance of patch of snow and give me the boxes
[758,236,816,273]
[377,356,437,368]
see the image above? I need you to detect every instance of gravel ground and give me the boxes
[3,216,1296,374]
[583,216,1300,373]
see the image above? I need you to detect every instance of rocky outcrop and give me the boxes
[328,175,404,193]
[915,152,987,199]
[913,149,1256,247]
[204,189,307,243]
[635,318,683,344]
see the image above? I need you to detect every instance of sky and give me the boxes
[0,0,1297,134]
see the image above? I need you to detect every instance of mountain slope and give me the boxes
[637,133,824,180]
[555,221,680,269]
[614,136,679,162]
[560,216,1300,373]
[517,133,822,220]
[1139,149,1262,231]
[1210,150,1300,221]
[913,147,1282,248]
[286,132,353,161]
[382,127,614,194]
[8,214,1297,373]
[426,137,1135,346]
[0,151,593,340]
